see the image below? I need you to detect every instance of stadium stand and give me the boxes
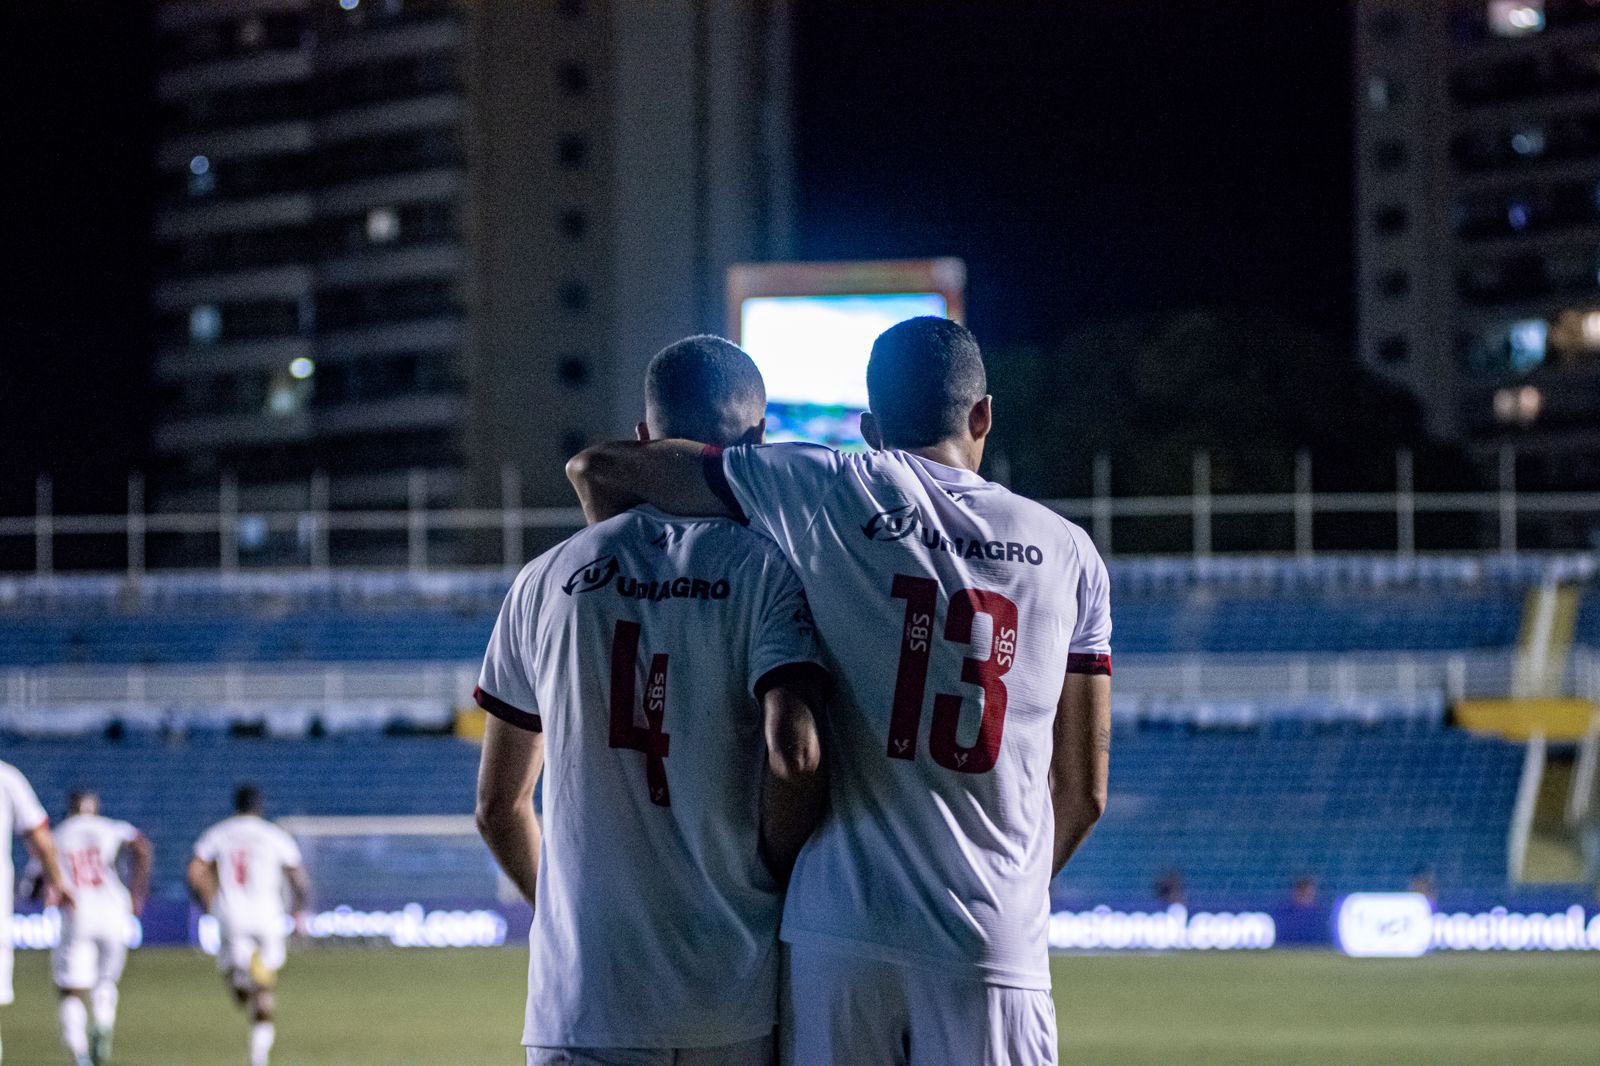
[1055,723,1526,901]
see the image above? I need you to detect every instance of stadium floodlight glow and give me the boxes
[727,259,966,449]
[1335,893,1433,957]
[289,356,316,380]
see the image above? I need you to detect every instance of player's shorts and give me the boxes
[780,941,1057,1066]
[53,932,128,991]
[526,1032,774,1066]
[218,926,287,989]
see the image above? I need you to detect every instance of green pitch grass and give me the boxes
[3,948,1598,1064]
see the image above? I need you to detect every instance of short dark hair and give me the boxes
[234,784,262,815]
[865,317,986,448]
[644,335,766,447]
[67,789,95,815]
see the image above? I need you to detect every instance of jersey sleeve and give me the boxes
[193,827,220,862]
[475,561,544,733]
[1066,526,1113,676]
[113,819,140,846]
[3,766,47,835]
[747,553,826,698]
[709,443,845,559]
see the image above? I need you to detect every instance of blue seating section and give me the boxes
[1055,724,1525,900]
[5,736,482,901]
[0,593,1530,664]
[1112,592,1525,653]
[0,610,498,665]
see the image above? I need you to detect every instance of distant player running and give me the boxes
[475,336,829,1066]
[188,786,310,1066]
[569,317,1112,1065]
[1,759,72,1066]
[49,791,151,1066]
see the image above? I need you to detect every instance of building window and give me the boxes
[561,430,587,457]
[558,356,591,387]
[1366,76,1397,112]
[1488,1,1544,38]
[190,305,222,345]
[187,155,216,197]
[1510,126,1546,157]
[557,0,584,18]
[559,208,588,240]
[1373,140,1407,171]
[559,282,590,312]
[559,63,590,96]
[1376,334,1410,364]
[1377,269,1411,298]
[1373,205,1409,235]
[1507,318,1549,371]
[366,206,401,243]
[558,134,588,168]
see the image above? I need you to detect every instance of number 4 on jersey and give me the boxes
[888,574,1019,774]
[608,620,672,806]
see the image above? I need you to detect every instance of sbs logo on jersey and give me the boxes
[563,555,620,595]
[862,503,922,542]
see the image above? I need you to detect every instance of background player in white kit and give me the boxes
[475,336,829,1066]
[569,317,1113,1065]
[1,759,72,1066]
[187,786,310,1066]
[49,791,151,1066]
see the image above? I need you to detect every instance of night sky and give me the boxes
[0,0,1352,515]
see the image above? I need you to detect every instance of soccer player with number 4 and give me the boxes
[568,316,1113,1065]
[475,337,830,1066]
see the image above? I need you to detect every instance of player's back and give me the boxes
[483,505,817,1048]
[719,444,1112,989]
[0,760,45,894]
[57,814,137,932]
[194,815,299,931]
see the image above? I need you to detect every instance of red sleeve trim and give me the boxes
[701,445,749,525]
[1066,653,1112,677]
[474,686,543,733]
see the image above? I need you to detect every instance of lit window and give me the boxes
[1487,1,1544,37]
[187,154,216,197]
[366,206,401,243]
[1493,386,1541,424]
[1507,201,1532,230]
[1510,127,1546,156]
[190,305,222,344]
[1507,318,1548,371]
[289,357,316,380]
[340,0,361,10]
[1583,310,1600,349]
[1366,76,1393,111]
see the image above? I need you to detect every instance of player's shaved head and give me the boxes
[644,335,766,448]
[234,784,263,814]
[68,789,98,815]
[865,317,987,449]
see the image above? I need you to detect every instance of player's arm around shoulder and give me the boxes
[566,439,732,524]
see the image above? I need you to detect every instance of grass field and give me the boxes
[3,947,1598,1064]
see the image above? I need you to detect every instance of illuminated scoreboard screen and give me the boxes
[728,259,966,449]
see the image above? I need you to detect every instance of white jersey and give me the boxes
[193,815,302,932]
[56,814,139,939]
[710,444,1113,989]
[477,505,823,1049]
[0,761,48,928]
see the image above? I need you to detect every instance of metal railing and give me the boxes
[5,448,1600,574]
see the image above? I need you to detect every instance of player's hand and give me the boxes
[293,910,311,937]
[48,885,76,910]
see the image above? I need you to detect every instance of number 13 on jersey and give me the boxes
[887,574,1019,774]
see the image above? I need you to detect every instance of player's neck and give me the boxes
[896,440,981,474]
